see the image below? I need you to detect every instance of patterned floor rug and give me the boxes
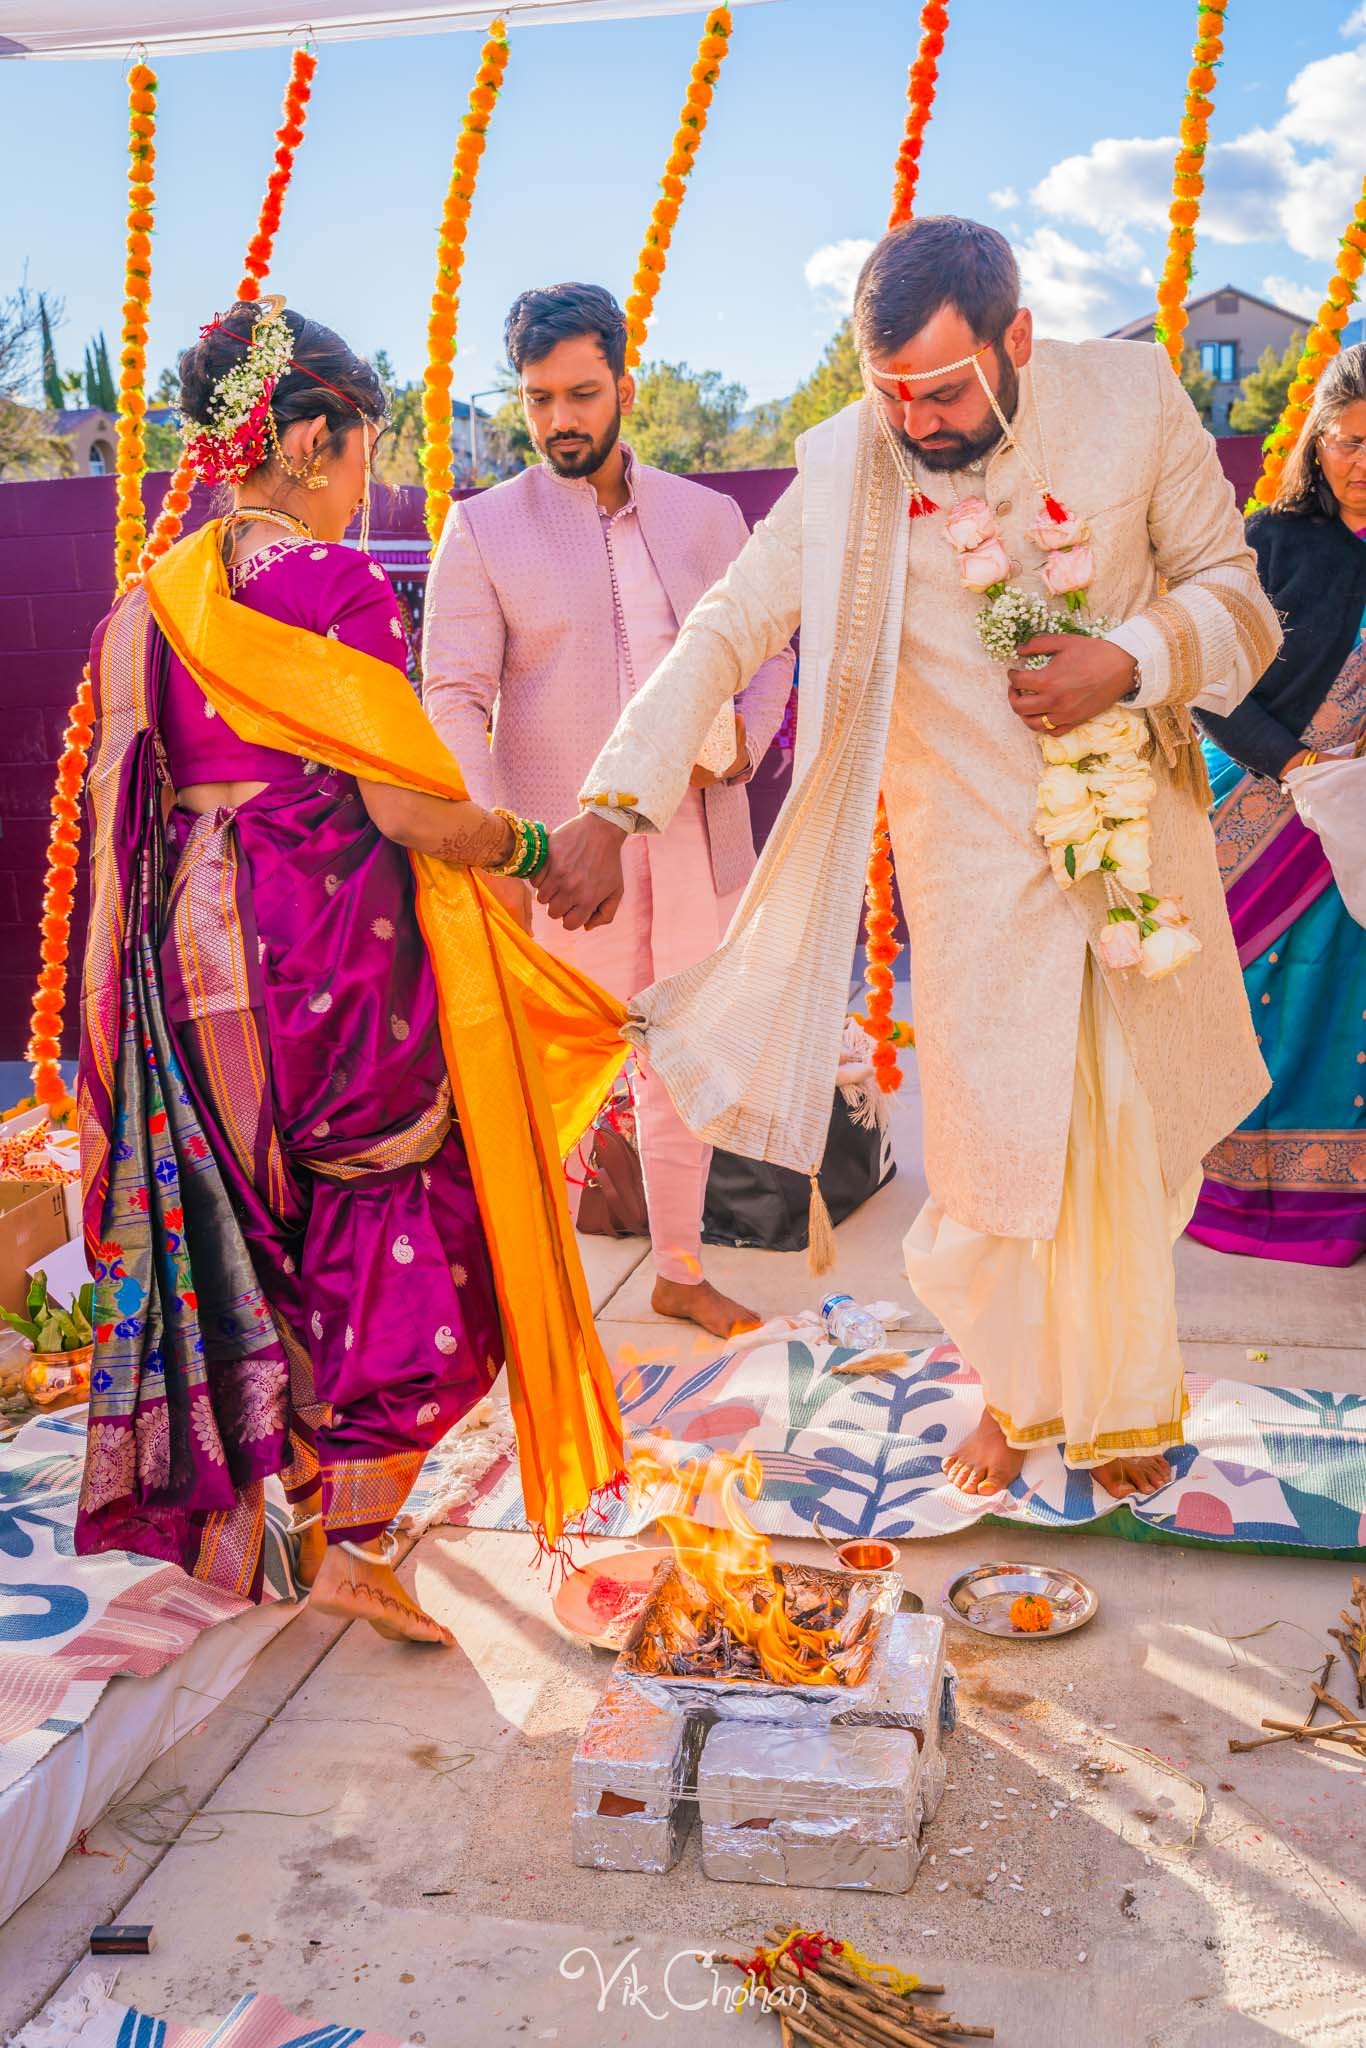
[448,1339,1366,1559]
[13,1975,414,2047]
[0,1411,296,1798]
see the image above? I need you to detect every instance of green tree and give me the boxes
[371,349,427,489]
[489,366,532,470]
[83,333,116,411]
[38,293,64,412]
[726,321,862,467]
[626,360,747,473]
[1178,348,1216,424]
[1229,332,1305,436]
[0,291,74,477]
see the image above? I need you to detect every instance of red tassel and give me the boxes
[1043,493,1070,523]
[907,491,938,518]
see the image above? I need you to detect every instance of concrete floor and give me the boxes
[3,1071,1364,2048]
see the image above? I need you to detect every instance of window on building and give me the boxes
[1215,293,1239,316]
[88,441,112,474]
[1199,341,1237,382]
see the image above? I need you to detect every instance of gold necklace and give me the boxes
[226,505,314,540]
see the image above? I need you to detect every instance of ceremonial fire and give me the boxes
[624,1448,884,1689]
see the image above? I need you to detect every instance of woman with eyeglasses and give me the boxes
[1190,342,1366,1268]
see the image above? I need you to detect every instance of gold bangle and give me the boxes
[487,807,528,876]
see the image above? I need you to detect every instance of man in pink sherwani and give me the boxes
[422,284,794,1338]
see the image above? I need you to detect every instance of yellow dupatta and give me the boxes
[145,521,627,1549]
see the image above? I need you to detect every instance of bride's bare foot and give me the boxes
[942,1411,1026,1496]
[289,1492,326,1589]
[308,1539,455,1646]
[652,1275,761,1340]
[1091,1453,1174,1499]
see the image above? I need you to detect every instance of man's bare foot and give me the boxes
[942,1411,1026,1496]
[1090,1453,1174,1499]
[651,1275,761,1340]
[289,1491,326,1589]
[308,1541,455,1645]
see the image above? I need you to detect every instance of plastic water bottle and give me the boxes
[821,1294,886,1352]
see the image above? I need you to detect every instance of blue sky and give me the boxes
[2,0,1362,411]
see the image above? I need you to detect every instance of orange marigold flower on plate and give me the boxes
[1009,1593,1053,1634]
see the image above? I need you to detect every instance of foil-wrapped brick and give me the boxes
[571,1673,703,1817]
[573,1802,694,1875]
[697,1722,923,1846]
[700,1818,922,1894]
[833,1613,950,1743]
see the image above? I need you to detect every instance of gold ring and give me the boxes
[1041,715,1057,730]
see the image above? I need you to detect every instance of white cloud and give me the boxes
[803,238,875,313]
[988,186,1021,212]
[1016,228,1153,343]
[1027,36,1364,270]
[1340,5,1366,37]
[1261,274,1321,319]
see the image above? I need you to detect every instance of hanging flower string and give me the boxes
[623,7,734,370]
[27,675,95,1110]
[863,798,904,1095]
[138,43,319,575]
[237,47,317,302]
[114,59,157,593]
[888,0,949,229]
[1153,0,1228,374]
[1250,173,1366,509]
[420,19,511,546]
[861,0,953,1088]
[25,48,322,1106]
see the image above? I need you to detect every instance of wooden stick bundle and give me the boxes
[751,1927,993,2048]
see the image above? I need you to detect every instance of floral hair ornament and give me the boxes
[186,294,295,485]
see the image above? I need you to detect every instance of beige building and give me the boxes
[1109,284,1307,433]
[52,407,118,474]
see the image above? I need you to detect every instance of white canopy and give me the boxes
[0,0,774,60]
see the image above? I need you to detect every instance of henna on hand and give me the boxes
[433,808,515,868]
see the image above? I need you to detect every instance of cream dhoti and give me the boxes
[904,958,1200,1464]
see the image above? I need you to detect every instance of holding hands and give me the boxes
[535,812,627,932]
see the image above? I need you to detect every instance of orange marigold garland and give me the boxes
[1153,1,1228,375]
[862,796,904,1097]
[623,7,734,370]
[862,2,952,1090]
[237,46,317,303]
[27,48,321,1106]
[27,674,95,1109]
[888,0,949,229]
[137,44,318,575]
[1250,174,1366,509]
[114,60,157,593]
[421,18,511,546]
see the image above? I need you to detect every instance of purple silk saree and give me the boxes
[78,539,501,1595]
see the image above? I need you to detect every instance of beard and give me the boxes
[899,352,1019,473]
[541,402,622,479]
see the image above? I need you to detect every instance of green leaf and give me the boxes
[1107,906,1138,923]
[78,1283,94,1324]
[34,1313,66,1355]
[0,1308,41,1342]
[1100,856,1118,872]
[26,1273,47,1321]
[70,1301,93,1344]
[1140,919,1158,937]
[1064,843,1077,880]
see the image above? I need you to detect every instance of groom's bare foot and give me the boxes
[1091,1453,1174,1499]
[309,1543,455,1646]
[942,1411,1026,1495]
[651,1276,761,1340]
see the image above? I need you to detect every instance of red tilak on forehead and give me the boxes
[865,340,992,399]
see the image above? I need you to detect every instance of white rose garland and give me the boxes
[944,493,1201,984]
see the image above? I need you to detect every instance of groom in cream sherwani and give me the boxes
[539,217,1280,1504]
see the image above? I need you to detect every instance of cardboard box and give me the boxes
[0,1182,71,1317]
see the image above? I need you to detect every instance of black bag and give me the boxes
[703,1093,896,1253]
